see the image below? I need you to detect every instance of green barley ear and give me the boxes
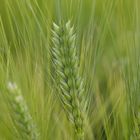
[7,82,39,140]
[51,20,87,139]
[132,111,140,140]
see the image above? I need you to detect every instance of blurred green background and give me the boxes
[0,0,140,140]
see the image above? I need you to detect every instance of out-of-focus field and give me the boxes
[0,0,140,140]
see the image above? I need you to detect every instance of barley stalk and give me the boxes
[51,20,87,140]
[7,82,39,140]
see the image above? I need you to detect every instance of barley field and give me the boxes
[0,0,140,140]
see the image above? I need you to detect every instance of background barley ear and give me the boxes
[6,82,39,140]
[50,20,88,140]
[132,110,140,140]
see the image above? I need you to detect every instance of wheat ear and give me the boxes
[51,21,86,139]
[7,82,39,140]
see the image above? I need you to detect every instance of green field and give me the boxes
[0,0,140,140]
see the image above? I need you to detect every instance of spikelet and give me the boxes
[7,82,39,140]
[51,21,86,139]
